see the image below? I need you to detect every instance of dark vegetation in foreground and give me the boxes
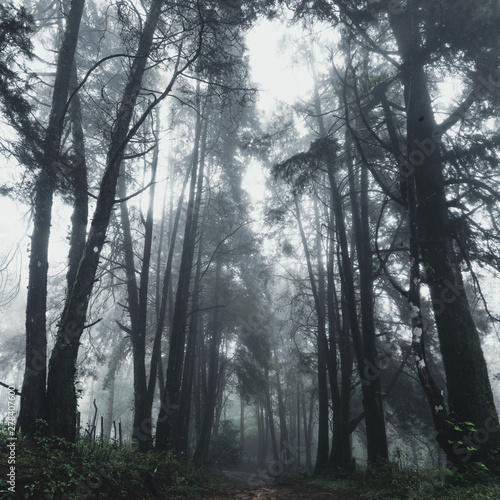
[0,428,215,499]
[2,425,500,500]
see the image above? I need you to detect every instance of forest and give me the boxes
[1,0,500,498]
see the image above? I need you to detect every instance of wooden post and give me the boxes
[113,420,117,442]
[100,416,104,444]
[119,420,122,445]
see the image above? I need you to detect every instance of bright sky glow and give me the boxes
[246,18,314,115]
[243,18,314,206]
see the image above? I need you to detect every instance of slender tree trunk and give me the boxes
[293,197,330,473]
[327,163,390,465]
[193,259,222,465]
[133,146,158,450]
[273,346,290,472]
[150,158,192,411]
[296,378,301,468]
[175,221,205,454]
[264,367,280,465]
[345,129,388,465]
[115,135,159,450]
[256,401,266,468]
[104,367,116,441]
[240,396,245,452]
[327,224,353,471]
[303,390,314,470]
[310,57,355,471]
[156,95,208,451]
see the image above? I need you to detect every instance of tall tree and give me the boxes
[294,0,500,468]
[19,0,85,437]
[45,0,202,441]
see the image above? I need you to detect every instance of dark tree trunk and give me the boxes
[240,395,245,452]
[176,227,205,454]
[346,133,388,465]
[256,401,266,468]
[134,130,159,451]
[45,0,168,442]
[156,96,208,451]
[390,10,500,467]
[327,222,353,471]
[264,374,280,466]
[193,259,222,465]
[274,347,291,472]
[103,363,117,441]
[303,389,314,471]
[66,59,89,294]
[293,197,330,474]
[310,63,354,472]
[19,0,85,438]
[150,158,192,411]
[327,164,388,465]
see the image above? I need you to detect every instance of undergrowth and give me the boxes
[293,460,500,500]
[0,421,217,499]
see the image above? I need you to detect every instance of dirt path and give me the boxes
[197,470,364,500]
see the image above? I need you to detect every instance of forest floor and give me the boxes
[196,470,364,499]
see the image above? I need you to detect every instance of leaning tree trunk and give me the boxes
[66,59,89,294]
[19,0,85,438]
[44,0,169,441]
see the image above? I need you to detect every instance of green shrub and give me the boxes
[208,420,243,470]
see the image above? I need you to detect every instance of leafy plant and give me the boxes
[208,420,243,470]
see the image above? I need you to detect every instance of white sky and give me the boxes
[246,17,314,115]
[242,17,315,206]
